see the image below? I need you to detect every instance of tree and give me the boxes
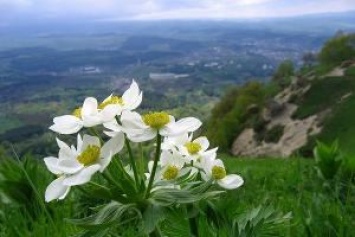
[207,82,266,151]
[302,52,317,67]
[318,34,355,66]
[272,60,294,88]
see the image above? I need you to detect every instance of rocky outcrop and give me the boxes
[231,76,322,157]
[231,106,322,157]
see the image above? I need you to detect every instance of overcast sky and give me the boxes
[1,0,354,23]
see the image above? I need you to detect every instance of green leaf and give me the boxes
[142,204,166,233]
[67,201,140,231]
[313,140,343,180]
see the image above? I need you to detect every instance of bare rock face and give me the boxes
[324,67,345,77]
[340,60,355,68]
[266,99,285,116]
[232,83,322,157]
[263,99,286,122]
[231,112,322,157]
[231,129,257,156]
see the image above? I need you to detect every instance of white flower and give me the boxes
[160,151,186,180]
[103,119,124,138]
[161,133,190,152]
[49,80,142,135]
[49,97,117,134]
[44,134,124,202]
[162,133,218,164]
[99,80,142,116]
[201,157,243,190]
[120,111,202,142]
[44,176,71,202]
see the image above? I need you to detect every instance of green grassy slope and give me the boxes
[294,70,355,154]
[1,156,354,236]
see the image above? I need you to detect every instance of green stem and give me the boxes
[89,181,111,191]
[111,156,134,185]
[139,143,144,175]
[149,227,163,237]
[125,136,139,185]
[145,133,162,199]
[187,205,199,237]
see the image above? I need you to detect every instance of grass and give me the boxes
[0,156,78,236]
[318,94,355,154]
[293,76,355,119]
[345,66,355,77]
[291,73,355,155]
[0,155,354,236]
[291,72,355,154]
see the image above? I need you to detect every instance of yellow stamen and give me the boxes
[72,108,82,119]
[77,145,100,166]
[212,166,226,180]
[162,165,179,180]
[142,112,170,129]
[99,96,123,109]
[185,142,202,155]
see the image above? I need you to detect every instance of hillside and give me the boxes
[232,64,355,157]
[208,33,355,157]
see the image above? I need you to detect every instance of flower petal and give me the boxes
[100,104,121,122]
[103,120,123,137]
[81,135,101,151]
[44,157,61,175]
[82,114,102,127]
[160,151,173,167]
[160,123,185,137]
[81,97,102,127]
[50,115,83,134]
[162,133,190,151]
[63,164,101,186]
[100,133,124,171]
[103,120,122,132]
[121,111,147,130]
[200,154,216,176]
[98,151,112,172]
[56,137,70,150]
[195,136,209,151]
[77,134,83,152]
[56,138,77,160]
[81,97,99,117]
[45,177,71,202]
[176,117,202,133]
[127,128,156,142]
[199,148,218,165]
[57,159,83,174]
[122,80,142,110]
[213,159,225,169]
[104,130,119,137]
[217,174,244,190]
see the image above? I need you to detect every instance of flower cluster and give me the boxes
[44,80,243,202]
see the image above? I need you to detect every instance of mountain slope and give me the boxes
[231,63,355,157]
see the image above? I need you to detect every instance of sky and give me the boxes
[0,0,354,24]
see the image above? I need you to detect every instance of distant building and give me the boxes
[204,62,219,68]
[149,73,189,80]
[82,66,101,74]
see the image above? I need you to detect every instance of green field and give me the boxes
[1,155,353,236]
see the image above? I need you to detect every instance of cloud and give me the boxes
[0,0,354,23]
[0,0,32,8]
